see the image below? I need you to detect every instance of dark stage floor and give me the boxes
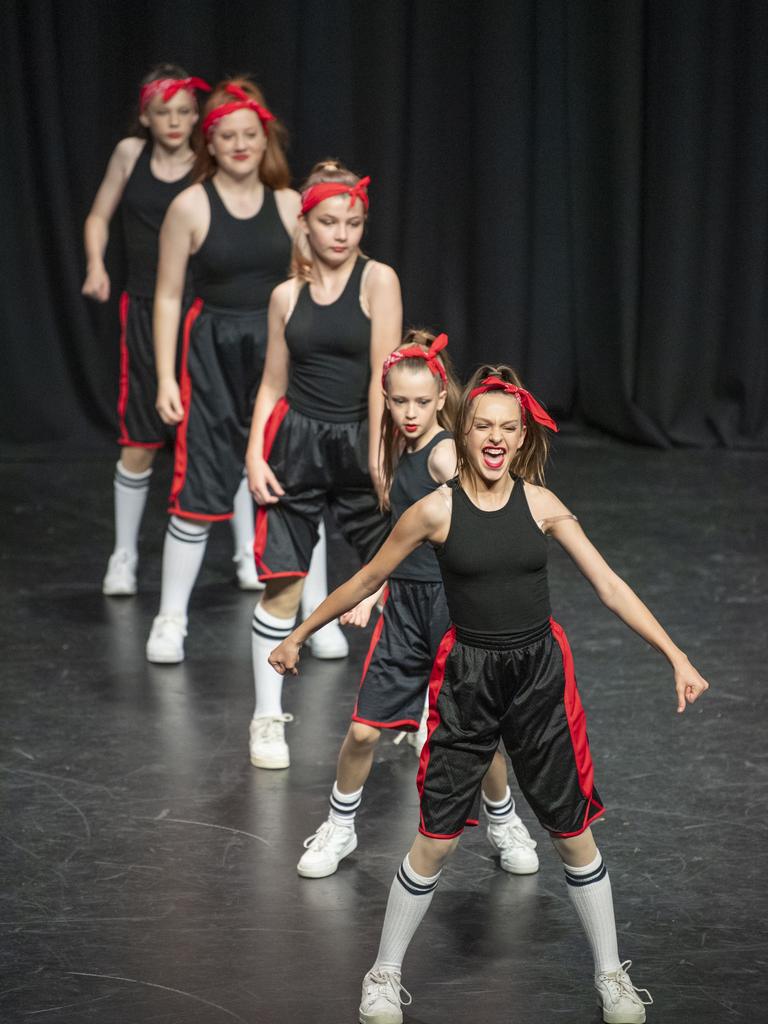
[2,435,766,1024]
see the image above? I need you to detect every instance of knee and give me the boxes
[261,578,304,620]
[550,827,597,867]
[348,722,381,748]
[410,834,460,875]
[120,446,155,474]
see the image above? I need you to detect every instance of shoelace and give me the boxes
[302,819,351,851]
[365,970,413,1008]
[601,961,653,1007]
[253,713,294,742]
[154,615,187,637]
[492,818,537,850]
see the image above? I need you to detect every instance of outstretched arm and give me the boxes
[528,485,710,713]
[269,490,448,675]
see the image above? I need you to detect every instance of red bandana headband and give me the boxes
[381,333,449,389]
[301,175,371,215]
[139,77,211,112]
[468,375,558,432]
[201,84,276,139]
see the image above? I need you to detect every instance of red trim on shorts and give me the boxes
[352,715,421,731]
[115,292,165,449]
[168,298,203,517]
[169,509,234,523]
[254,397,290,576]
[416,626,457,838]
[549,617,606,834]
[351,586,389,719]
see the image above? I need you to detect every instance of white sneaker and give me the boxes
[249,713,293,769]
[146,614,187,663]
[297,818,358,878]
[102,549,137,596]
[486,813,540,874]
[596,961,653,1024]
[359,968,412,1024]
[305,620,349,659]
[233,548,265,590]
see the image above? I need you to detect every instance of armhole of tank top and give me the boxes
[359,257,373,319]
[516,479,549,536]
[431,484,454,553]
[190,182,213,255]
[424,432,453,484]
[124,139,148,185]
[285,276,304,324]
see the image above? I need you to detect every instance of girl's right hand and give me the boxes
[156,379,185,425]
[81,266,110,303]
[269,637,302,676]
[340,591,381,628]
[247,456,285,505]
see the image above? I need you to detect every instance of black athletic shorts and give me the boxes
[353,579,449,730]
[254,399,389,578]
[169,300,266,521]
[117,292,174,449]
[416,618,605,840]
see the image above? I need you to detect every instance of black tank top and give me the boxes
[284,257,371,421]
[436,477,551,638]
[390,430,452,582]
[121,143,192,297]
[191,180,291,310]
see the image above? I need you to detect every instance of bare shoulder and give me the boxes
[522,481,572,520]
[167,182,207,221]
[113,136,145,174]
[269,278,294,315]
[419,485,452,531]
[363,260,399,290]
[274,187,301,211]
[427,437,457,484]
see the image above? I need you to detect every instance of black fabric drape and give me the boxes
[2,0,766,449]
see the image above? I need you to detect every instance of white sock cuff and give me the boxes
[563,851,606,887]
[332,782,363,804]
[401,854,441,890]
[168,516,210,541]
[483,785,513,808]
[252,606,295,642]
[254,606,296,629]
[115,461,152,484]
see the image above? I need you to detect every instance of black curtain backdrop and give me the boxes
[2,0,766,450]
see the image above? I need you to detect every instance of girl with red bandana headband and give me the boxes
[144,77,301,664]
[245,159,402,770]
[269,363,710,1024]
[82,64,212,598]
[294,332,539,882]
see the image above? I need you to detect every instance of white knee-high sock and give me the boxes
[158,516,210,617]
[482,786,516,825]
[329,782,363,828]
[301,519,328,617]
[230,473,255,557]
[374,855,442,974]
[113,460,152,558]
[252,605,295,718]
[563,850,621,978]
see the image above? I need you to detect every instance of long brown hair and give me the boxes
[192,77,291,188]
[291,158,366,281]
[455,364,552,487]
[379,329,461,507]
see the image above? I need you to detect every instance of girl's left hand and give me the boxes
[269,638,302,676]
[674,659,710,713]
[341,593,378,628]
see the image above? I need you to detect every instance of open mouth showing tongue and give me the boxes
[482,446,506,469]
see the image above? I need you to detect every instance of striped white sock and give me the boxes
[483,786,515,825]
[329,782,362,828]
[158,516,210,616]
[113,460,152,558]
[563,850,621,978]
[252,606,295,718]
[374,855,441,973]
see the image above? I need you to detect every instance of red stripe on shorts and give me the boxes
[116,292,131,446]
[417,626,456,837]
[254,397,290,576]
[168,298,203,517]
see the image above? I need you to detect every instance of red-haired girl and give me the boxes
[145,77,299,663]
[82,65,209,597]
[245,159,402,768]
[295,334,538,881]
[269,365,710,1024]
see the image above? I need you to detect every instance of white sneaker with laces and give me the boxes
[359,968,412,1024]
[595,960,653,1024]
[102,549,138,596]
[145,614,187,663]
[233,547,265,590]
[297,818,358,878]
[249,713,293,769]
[486,812,540,874]
[305,620,349,659]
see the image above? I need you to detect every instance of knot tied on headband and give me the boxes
[381,333,449,388]
[468,375,558,432]
[201,84,276,138]
[139,77,211,111]
[301,175,371,215]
